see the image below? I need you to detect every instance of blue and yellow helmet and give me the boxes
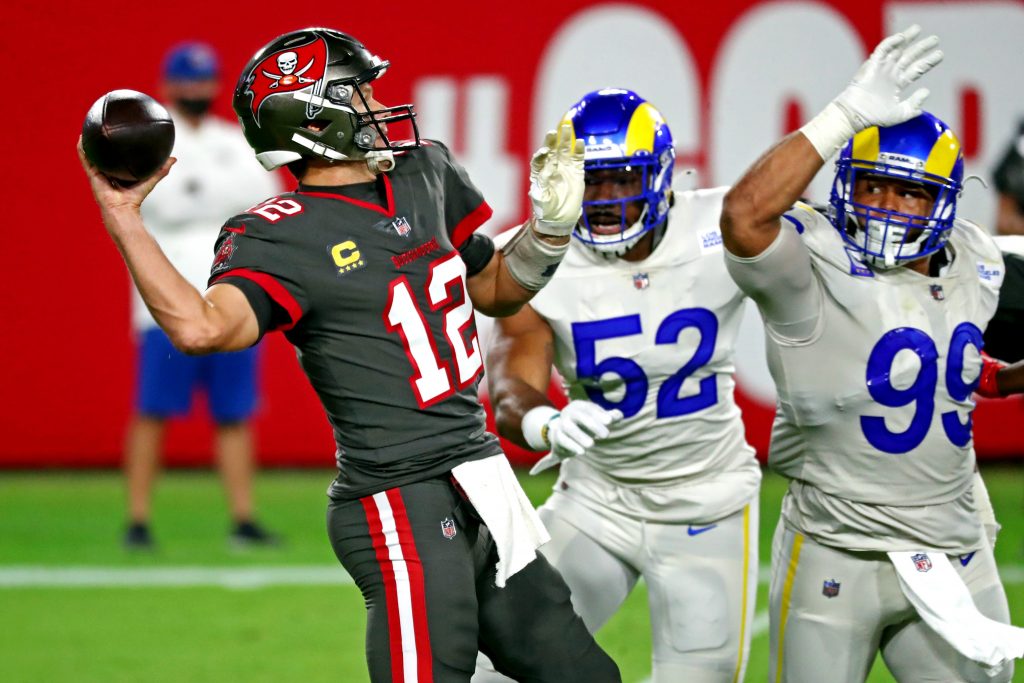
[829,112,964,269]
[562,89,675,254]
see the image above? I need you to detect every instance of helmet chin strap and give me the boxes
[365,150,395,174]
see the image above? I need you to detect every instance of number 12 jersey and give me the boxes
[208,141,502,500]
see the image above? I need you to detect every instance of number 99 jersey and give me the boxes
[524,186,760,523]
[727,203,1005,553]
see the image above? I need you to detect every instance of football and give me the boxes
[81,90,175,185]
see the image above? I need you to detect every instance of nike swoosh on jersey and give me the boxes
[959,551,976,567]
[687,524,717,536]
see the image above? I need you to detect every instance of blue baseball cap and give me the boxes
[163,42,220,81]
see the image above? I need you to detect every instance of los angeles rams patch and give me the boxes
[977,261,1003,284]
[698,228,723,254]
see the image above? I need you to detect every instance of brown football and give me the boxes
[81,90,175,185]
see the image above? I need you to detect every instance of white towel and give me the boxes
[452,455,550,587]
[888,550,1024,677]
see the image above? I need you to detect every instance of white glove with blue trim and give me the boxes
[522,401,623,475]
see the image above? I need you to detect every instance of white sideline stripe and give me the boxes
[0,566,353,589]
[0,563,1020,589]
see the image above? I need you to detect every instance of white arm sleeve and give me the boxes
[725,220,822,343]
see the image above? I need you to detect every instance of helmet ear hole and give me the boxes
[303,119,333,133]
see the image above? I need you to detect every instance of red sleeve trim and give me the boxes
[450,201,494,248]
[212,268,303,331]
[224,225,246,234]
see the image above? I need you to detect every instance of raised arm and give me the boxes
[721,25,943,257]
[78,138,259,354]
[467,124,584,316]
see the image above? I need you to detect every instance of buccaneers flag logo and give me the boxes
[242,36,328,125]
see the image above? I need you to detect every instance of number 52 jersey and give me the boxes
[522,187,761,523]
[726,204,1005,553]
[208,141,502,500]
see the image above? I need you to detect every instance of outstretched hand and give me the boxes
[77,136,175,217]
[835,25,944,131]
[529,122,586,237]
[529,400,623,475]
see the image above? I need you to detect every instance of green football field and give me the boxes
[1,464,1021,682]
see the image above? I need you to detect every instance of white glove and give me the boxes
[522,401,623,475]
[801,25,943,159]
[529,122,586,236]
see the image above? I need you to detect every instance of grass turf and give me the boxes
[0,464,1021,682]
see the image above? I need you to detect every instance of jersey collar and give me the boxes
[298,174,395,218]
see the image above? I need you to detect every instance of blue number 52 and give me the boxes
[571,308,719,419]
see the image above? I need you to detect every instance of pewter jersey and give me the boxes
[523,187,760,522]
[210,141,501,500]
[726,204,1005,552]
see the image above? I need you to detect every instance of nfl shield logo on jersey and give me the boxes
[911,553,932,572]
[633,273,650,290]
[822,579,841,598]
[391,216,412,237]
[929,284,945,301]
[440,517,456,540]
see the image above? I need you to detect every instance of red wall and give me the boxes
[3,0,1023,467]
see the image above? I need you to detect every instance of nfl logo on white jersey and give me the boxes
[633,273,650,290]
[911,553,932,572]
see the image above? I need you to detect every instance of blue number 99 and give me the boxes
[860,324,985,454]
[860,328,938,454]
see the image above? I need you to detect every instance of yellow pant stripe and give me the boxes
[731,504,752,683]
[774,532,804,683]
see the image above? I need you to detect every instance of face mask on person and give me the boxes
[175,98,213,116]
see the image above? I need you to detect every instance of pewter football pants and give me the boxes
[769,520,1013,683]
[327,477,621,683]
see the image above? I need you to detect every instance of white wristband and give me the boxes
[500,221,570,291]
[521,405,560,451]
[799,102,857,161]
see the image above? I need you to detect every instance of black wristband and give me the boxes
[458,232,495,278]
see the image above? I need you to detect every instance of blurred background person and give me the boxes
[123,41,283,550]
[993,121,1024,236]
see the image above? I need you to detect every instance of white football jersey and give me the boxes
[522,187,760,522]
[727,204,1004,552]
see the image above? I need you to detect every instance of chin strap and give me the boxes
[365,151,395,174]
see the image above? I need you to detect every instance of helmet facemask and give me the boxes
[317,67,420,173]
[830,162,958,270]
[576,157,671,256]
